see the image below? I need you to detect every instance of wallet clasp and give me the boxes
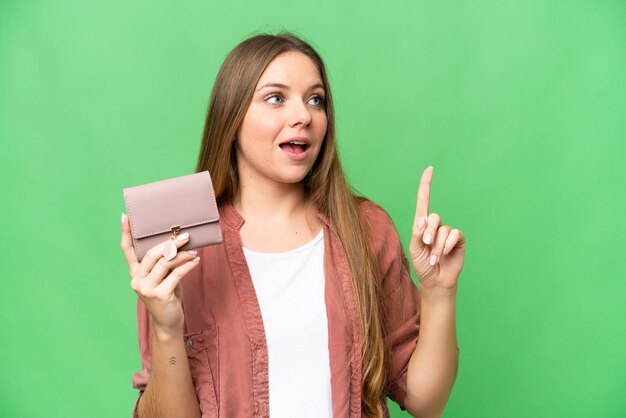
[170,225,181,238]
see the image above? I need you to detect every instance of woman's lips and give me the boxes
[279,143,310,161]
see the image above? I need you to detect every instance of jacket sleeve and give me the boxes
[131,297,153,417]
[360,201,422,411]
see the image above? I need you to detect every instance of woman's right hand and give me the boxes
[121,213,201,338]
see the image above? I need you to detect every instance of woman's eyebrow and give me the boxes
[255,82,324,92]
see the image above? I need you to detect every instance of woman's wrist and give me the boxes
[152,323,185,344]
[420,284,458,303]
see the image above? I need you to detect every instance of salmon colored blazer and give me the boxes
[132,200,421,417]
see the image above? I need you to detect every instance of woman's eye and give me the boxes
[309,95,325,106]
[265,94,284,105]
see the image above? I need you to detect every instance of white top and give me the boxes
[243,229,333,418]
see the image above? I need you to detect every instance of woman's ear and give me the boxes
[232,130,239,146]
[230,141,238,170]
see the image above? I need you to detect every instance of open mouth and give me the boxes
[279,140,310,153]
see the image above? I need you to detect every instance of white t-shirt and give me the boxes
[243,229,333,418]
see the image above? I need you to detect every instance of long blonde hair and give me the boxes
[196,33,389,417]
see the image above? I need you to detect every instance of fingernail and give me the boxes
[429,254,438,265]
[418,217,426,229]
[188,250,198,256]
[443,247,449,255]
[121,213,126,224]
[177,232,190,241]
[423,232,432,245]
[193,256,201,262]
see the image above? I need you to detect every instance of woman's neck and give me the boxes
[233,175,322,252]
[233,176,310,224]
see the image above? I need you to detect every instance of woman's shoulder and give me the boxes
[357,198,396,232]
[357,199,410,295]
[357,198,403,253]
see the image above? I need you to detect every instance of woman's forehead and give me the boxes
[256,51,324,90]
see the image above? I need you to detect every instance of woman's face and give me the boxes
[236,51,328,187]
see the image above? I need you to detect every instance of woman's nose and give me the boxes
[288,100,312,127]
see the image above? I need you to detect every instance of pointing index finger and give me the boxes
[416,166,433,217]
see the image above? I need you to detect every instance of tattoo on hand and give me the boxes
[169,356,176,366]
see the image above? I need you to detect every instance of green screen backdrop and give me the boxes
[1,0,625,417]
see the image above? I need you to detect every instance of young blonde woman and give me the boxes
[121,33,466,418]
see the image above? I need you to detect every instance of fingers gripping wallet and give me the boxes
[122,171,223,262]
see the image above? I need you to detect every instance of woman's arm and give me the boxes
[136,329,200,418]
[404,166,466,417]
[403,288,459,418]
[121,214,201,418]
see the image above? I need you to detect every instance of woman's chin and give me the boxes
[274,170,311,186]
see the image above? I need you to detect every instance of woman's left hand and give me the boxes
[409,166,466,293]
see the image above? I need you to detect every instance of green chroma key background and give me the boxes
[1,0,624,416]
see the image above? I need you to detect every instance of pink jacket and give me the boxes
[132,200,421,417]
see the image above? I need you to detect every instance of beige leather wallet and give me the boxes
[122,171,223,262]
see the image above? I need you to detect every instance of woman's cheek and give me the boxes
[314,113,327,136]
[253,113,283,138]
